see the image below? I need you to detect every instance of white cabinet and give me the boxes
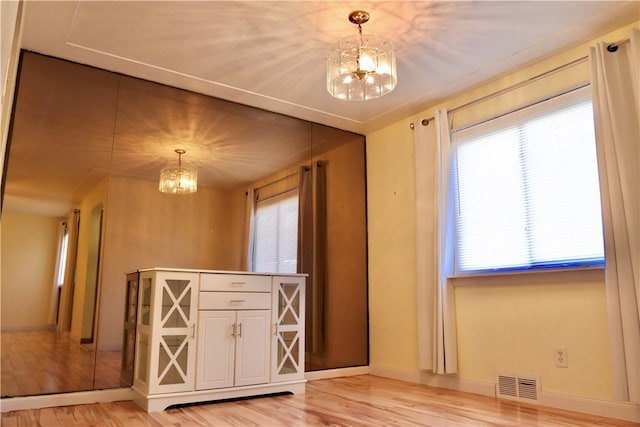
[196,291,271,389]
[132,268,306,412]
[233,310,270,386]
[133,270,198,395]
[196,311,235,389]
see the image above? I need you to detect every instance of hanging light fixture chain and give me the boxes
[174,148,186,168]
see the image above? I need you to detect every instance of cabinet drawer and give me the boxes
[200,274,270,292]
[199,292,271,310]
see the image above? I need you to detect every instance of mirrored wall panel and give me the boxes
[1,52,368,397]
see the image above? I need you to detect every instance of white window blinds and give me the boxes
[253,189,299,274]
[452,88,604,273]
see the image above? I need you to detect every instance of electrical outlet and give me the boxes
[554,347,568,368]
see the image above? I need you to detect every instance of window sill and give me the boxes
[449,265,604,286]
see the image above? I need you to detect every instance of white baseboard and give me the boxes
[369,364,640,423]
[539,390,640,424]
[0,388,136,413]
[305,366,370,381]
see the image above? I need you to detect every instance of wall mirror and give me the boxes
[0,52,368,398]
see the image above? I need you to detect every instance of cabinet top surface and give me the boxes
[130,268,307,277]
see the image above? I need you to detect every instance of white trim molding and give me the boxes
[369,364,640,423]
[0,388,136,413]
[538,390,640,424]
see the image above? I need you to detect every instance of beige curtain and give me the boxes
[299,162,327,354]
[414,118,436,370]
[297,166,315,351]
[590,29,640,404]
[414,109,458,374]
[242,186,255,270]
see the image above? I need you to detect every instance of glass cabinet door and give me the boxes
[121,272,139,387]
[151,272,198,393]
[271,277,305,381]
[134,275,153,390]
[156,278,194,387]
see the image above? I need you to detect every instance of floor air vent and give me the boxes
[497,373,539,402]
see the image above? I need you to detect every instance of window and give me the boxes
[253,189,298,273]
[452,90,604,273]
[55,223,69,287]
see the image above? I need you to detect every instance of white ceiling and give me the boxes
[4,1,639,216]
[19,1,640,134]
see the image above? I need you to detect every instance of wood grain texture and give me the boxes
[2,375,637,426]
[1,330,121,397]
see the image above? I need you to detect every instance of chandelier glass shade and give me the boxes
[159,149,198,194]
[327,10,397,101]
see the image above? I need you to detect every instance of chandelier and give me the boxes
[326,10,397,101]
[159,149,198,194]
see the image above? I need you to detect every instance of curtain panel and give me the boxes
[590,28,640,404]
[298,163,327,354]
[414,109,458,374]
[242,186,255,270]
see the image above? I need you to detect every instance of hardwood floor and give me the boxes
[2,375,637,426]
[1,330,121,397]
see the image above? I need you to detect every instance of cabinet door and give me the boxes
[271,277,305,382]
[150,271,198,394]
[235,310,271,387]
[196,311,236,390]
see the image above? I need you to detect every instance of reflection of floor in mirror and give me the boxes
[0,329,121,397]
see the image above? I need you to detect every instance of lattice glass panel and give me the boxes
[158,334,188,385]
[161,280,191,328]
[123,331,135,372]
[140,278,152,326]
[277,331,299,375]
[127,279,138,323]
[278,283,300,326]
[136,333,149,383]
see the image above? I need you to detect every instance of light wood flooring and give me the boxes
[1,330,121,397]
[2,375,638,426]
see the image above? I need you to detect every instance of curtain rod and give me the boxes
[254,170,298,190]
[449,55,589,115]
[451,81,590,134]
[410,35,632,129]
[410,54,589,129]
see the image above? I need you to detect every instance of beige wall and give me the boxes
[367,119,419,370]
[367,22,639,402]
[96,176,245,350]
[1,212,59,329]
[455,272,611,399]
